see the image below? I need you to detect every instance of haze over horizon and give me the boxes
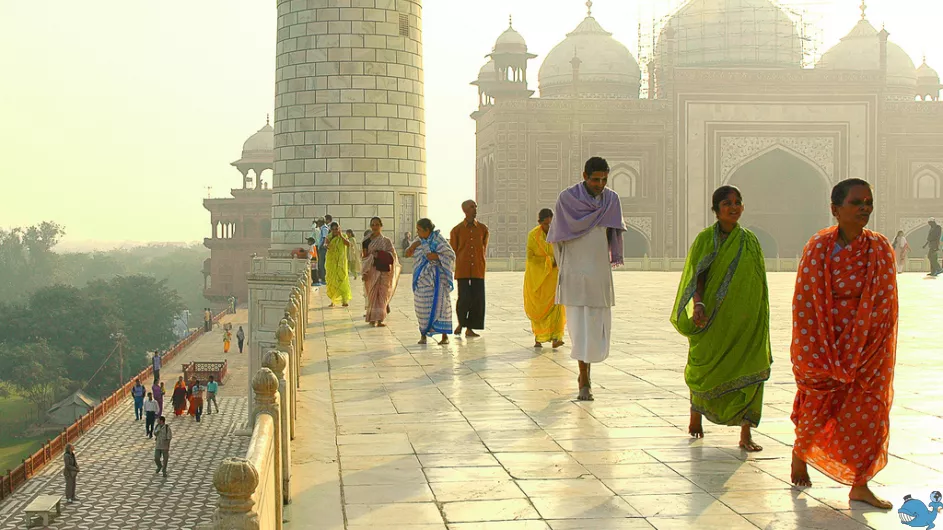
[2,0,941,250]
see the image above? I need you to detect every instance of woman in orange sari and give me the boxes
[171,376,188,417]
[790,178,898,509]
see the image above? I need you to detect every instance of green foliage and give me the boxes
[0,222,67,302]
[0,340,70,414]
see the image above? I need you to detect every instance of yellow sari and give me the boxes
[325,235,352,304]
[523,226,565,342]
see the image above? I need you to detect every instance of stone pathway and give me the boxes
[0,311,252,530]
[288,272,943,530]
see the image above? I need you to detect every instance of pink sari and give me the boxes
[363,235,400,323]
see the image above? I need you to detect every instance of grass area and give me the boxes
[0,396,53,473]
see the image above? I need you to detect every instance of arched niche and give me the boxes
[610,163,639,198]
[727,148,831,257]
[913,166,942,199]
[623,226,651,258]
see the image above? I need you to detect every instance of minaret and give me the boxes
[270,0,427,252]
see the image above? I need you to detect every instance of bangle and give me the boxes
[694,302,706,308]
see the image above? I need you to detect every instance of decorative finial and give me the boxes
[586,0,593,17]
[859,0,866,20]
[266,113,270,125]
[509,14,512,28]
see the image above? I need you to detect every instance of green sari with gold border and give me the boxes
[670,224,772,427]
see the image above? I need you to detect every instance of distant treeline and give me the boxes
[0,221,209,412]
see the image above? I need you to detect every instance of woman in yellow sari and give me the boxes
[524,209,565,348]
[325,222,352,307]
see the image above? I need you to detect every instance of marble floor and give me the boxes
[288,271,943,530]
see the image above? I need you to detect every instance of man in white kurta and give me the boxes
[548,157,625,401]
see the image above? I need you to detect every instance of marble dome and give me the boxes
[241,118,274,159]
[817,19,916,91]
[656,0,802,69]
[493,25,528,54]
[477,59,499,82]
[538,15,641,99]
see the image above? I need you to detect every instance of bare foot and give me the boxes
[791,452,812,487]
[342,303,349,307]
[551,339,565,348]
[376,322,386,327]
[465,330,480,337]
[534,341,543,348]
[418,336,427,345]
[849,485,893,509]
[577,385,594,401]
[688,410,704,439]
[454,326,463,335]
[438,335,449,345]
[738,425,763,452]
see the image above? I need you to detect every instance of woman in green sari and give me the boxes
[670,185,771,452]
[325,221,352,307]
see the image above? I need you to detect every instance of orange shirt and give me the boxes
[450,220,489,279]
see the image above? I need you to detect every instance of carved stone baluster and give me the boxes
[252,368,283,524]
[263,350,291,504]
[213,458,259,529]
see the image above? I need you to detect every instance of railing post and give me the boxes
[213,458,259,530]
[276,318,296,440]
[253,368,283,527]
[263,350,291,505]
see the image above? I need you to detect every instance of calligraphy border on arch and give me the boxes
[719,136,835,183]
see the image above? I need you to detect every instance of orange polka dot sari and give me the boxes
[791,227,898,486]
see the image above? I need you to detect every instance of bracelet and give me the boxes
[694,302,706,308]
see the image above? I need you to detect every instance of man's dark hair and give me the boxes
[325,214,333,222]
[209,375,214,381]
[711,185,743,214]
[538,208,553,222]
[831,178,871,207]
[584,157,610,176]
[306,237,315,244]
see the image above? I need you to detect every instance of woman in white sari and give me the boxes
[891,230,910,273]
[406,218,455,345]
[362,217,400,326]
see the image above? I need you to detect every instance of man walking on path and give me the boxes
[547,156,626,402]
[131,379,146,420]
[205,376,219,415]
[451,200,489,337]
[63,444,79,503]
[143,392,158,437]
[925,218,942,276]
[236,326,245,353]
[151,351,161,385]
[154,416,171,478]
[318,215,333,284]
[204,308,211,332]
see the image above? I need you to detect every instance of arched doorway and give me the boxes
[623,226,651,258]
[747,225,778,258]
[728,148,830,257]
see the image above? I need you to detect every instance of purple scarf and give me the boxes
[547,182,626,266]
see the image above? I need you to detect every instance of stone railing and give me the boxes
[205,262,308,529]
[209,367,283,530]
[482,255,932,273]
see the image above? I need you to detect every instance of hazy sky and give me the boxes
[1,1,941,249]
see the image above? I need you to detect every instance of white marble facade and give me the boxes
[270,0,427,251]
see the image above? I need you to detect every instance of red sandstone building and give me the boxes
[202,119,274,302]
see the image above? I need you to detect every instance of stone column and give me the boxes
[246,256,307,431]
[263,349,291,505]
[271,0,427,252]
[275,317,297,440]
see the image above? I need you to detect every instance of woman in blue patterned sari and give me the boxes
[406,218,455,345]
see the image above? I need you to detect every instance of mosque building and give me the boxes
[471,0,943,260]
[202,118,275,302]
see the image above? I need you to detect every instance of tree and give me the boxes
[0,340,71,414]
[0,222,66,302]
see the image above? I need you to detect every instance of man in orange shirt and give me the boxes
[450,200,489,337]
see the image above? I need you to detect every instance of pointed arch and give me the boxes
[623,225,651,258]
[610,163,639,198]
[723,143,831,188]
[913,165,942,199]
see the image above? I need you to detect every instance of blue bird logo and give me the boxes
[899,492,943,528]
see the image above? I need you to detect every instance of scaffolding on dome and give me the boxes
[637,0,827,98]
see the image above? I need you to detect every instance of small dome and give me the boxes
[538,15,641,99]
[918,58,939,81]
[656,0,802,69]
[477,60,499,82]
[494,25,528,54]
[241,118,274,158]
[817,19,916,90]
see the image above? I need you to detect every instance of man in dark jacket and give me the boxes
[925,218,942,276]
[64,444,79,503]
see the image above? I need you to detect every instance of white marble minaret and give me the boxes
[271,0,426,252]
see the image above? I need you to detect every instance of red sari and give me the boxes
[791,227,898,486]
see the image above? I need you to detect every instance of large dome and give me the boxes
[817,19,916,93]
[538,16,641,99]
[493,26,528,54]
[656,0,802,69]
